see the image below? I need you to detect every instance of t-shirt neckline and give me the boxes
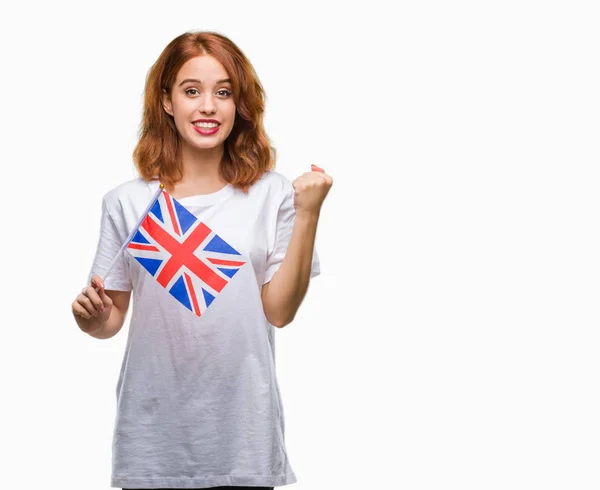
[148,180,235,206]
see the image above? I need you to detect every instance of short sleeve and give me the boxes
[87,197,133,291]
[263,188,321,285]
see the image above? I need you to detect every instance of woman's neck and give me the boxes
[166,144,229,198]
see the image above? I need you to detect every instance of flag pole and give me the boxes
[95,182,164,290]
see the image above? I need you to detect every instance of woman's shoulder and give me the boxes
[254,169,294,197]
[101,177,157,208]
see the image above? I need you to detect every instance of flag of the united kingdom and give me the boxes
[126,189,246,317]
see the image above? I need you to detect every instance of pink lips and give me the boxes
[192,123,220,136]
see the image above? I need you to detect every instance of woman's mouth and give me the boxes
[192,122,220,136]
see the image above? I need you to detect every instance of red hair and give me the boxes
[133,30,276,194]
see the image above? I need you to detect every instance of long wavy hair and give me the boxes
[133,31,276,194]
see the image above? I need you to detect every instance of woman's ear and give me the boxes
[162,89,173,116]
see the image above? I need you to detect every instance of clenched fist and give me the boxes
[292,164,333,219]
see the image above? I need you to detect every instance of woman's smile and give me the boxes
[192,123,221,136]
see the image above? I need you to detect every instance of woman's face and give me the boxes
[162,55,236,153]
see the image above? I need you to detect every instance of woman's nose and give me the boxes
[199,95,217,114]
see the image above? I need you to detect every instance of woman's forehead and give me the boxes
[176,55,230,83]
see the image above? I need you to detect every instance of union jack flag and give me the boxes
[125,189,246,317]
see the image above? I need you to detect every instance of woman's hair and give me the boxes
[133,30,276,194]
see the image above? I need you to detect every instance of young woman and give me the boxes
[71,31,332,490]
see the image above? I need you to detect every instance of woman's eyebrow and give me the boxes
[178,78,232,86]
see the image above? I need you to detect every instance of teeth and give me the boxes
[193,122,219,128]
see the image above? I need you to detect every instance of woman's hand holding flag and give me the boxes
[72,274,113,334]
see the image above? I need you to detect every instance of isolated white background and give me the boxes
[1,1,598,489]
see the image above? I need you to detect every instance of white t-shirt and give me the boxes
[88,170,320,489]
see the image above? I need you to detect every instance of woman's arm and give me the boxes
[261,164,332,328]
[261,212,319,328]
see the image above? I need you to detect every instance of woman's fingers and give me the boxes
[91,274,105,293]
[81,286,104,316]
[72,299,94,320]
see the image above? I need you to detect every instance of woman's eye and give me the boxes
[185,88,231,97]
